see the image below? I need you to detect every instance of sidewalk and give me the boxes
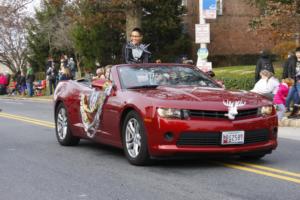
[279,117,300,128]
[278,127,300,141]
[0,95,53,102]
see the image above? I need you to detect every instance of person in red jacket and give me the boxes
[0,73,8,95]
[273,78,294,120]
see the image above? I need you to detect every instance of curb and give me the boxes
[0,96,53,102]
[279,118,300,128]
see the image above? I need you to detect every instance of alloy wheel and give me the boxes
[125,118,142,158]
[57,107,68,140]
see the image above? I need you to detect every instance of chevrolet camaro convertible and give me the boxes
[54,64,278,165]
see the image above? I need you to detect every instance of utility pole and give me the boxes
[196,0,216,72]
[199,0,207,60]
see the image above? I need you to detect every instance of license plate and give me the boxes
[221,131,245,145]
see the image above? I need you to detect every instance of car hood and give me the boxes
[131,86,271,110]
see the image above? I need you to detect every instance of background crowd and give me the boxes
[46,55,76,95]
[251,47,300,120]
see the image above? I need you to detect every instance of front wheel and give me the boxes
[122,111,151,165]
[55,103,80,146]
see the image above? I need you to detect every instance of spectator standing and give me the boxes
[26,64,35,97]
[285,47,300,112]
[47,63,58,95]
[19,71,27,96]
[68,57,76,79]
[14,70,21,94]
[123,28,150,64]
[251,70,279,99]
[282,51,295,79]
[255,50,274,82]
[46,56,53,74]
[4,72,11,88]
[63,55,68,68]
[0,73,8,95]
[58,60,65,80]
[59,67,72,81]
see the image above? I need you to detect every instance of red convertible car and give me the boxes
[54,64,278,165]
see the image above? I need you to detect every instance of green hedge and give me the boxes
[218,77,255,90]
[214,65,283,90]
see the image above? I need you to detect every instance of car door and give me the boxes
[97,73,123,146]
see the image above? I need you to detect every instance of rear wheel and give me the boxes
[122,111,151,165]
[55,103,80,146]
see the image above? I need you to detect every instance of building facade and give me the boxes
[183,0,276,66]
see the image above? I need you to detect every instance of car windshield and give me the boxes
[118,65,220,89]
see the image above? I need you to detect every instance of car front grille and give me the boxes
[177,129,269,146]
[189,108,258,119]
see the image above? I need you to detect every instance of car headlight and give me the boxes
[157,108,190,119]
[258,105,274,116]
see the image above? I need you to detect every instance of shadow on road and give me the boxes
[67,140,274,168]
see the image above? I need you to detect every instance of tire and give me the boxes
[55,103,80,146]
[122,110,151,165]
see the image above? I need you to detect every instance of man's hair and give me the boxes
[132,27,143,36]
[295,47,300,52]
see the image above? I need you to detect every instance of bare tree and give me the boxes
[0,0,33,18]
[0,0,33,72]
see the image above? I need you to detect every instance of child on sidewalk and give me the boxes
[273,78,294,120]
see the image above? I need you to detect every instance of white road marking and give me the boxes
[78,194,88,198]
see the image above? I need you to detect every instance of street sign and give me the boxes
[197,48,209,60]
[195,24,210,44]
[203,0,217,19]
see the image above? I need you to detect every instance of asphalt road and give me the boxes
[0,98,300,200]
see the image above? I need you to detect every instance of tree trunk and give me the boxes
[75,53,82,78]
[125,2,142,41]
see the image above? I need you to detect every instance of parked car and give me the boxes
[54,64,278,165]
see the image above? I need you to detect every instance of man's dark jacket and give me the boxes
[255,54,274,82]
[282,55,297,79]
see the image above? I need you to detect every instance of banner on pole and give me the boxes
[197,48,209,60]
[195,24,210,44]
[203,0,217,19]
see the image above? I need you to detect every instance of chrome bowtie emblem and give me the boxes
[223,100,246,120]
